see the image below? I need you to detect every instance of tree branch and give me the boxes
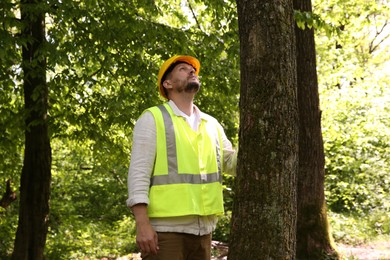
[369,19,389,54]
[0,180,17,209]
[187,0,202,31]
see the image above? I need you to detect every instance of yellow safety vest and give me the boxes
[146,103,224,218]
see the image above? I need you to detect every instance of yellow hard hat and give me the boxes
[157,55,200,99]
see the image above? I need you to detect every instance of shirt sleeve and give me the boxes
[217,123,237,176]
[126,111,156,208]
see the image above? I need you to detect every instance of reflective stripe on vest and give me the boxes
[150,104,222,186]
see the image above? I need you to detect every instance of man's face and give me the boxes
[166,62,200,95]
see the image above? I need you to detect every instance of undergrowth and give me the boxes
[328,209,390,245]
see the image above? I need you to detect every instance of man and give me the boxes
[127,55,236,260]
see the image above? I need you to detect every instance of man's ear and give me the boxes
[163,80,172,90]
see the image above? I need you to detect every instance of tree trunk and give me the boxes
[293,0,339,259]
[228,0,299,259]
[12,0,51,259]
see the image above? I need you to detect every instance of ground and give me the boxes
[337,241,390,260]
[114,240,390,260]
[209,241,390,260]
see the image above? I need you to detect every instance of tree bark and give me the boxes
[229,0,299,259]
[293,0,339,259]
[12,0,51,259]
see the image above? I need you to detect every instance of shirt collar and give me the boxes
[168,100,208,121]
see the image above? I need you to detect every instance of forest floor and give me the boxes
[208,241,390,260]
[336,241,390,260]
[119,240,390,260]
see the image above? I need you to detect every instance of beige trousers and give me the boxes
[141,232,212,260]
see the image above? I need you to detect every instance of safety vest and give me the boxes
[146,103,224,218]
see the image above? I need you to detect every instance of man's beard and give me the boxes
[184,81,200,94]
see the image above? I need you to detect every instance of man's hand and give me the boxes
[132,204,159,254]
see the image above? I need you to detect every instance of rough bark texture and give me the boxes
[293,0,339,259]
[229,0,299,259]
[12,0,52,259]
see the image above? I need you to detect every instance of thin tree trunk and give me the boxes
[12,0,51,259]
[294,0,339,259]
[229,0,298,259]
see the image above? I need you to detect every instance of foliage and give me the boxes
[314,0,390,91]
[294,9,341,37]
[0,0,24,196]
[314,0,390,215]
[321,85,390,213]
[0,206,18,258]
[211,173,235,243]
[45,215,137,259]
[213,211,232,243]
[329,210,390,245]
[43,134,138,258]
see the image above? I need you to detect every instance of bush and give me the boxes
[213,211,231,243]
[329,210,390,245]
[45,215,137,259]
[0,206,18,258]
[322,86,390,214]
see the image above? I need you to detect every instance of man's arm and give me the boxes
[132,204,159,254]
[127,111,158,254]
[127,112,156,207]
[219,124,237,176]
